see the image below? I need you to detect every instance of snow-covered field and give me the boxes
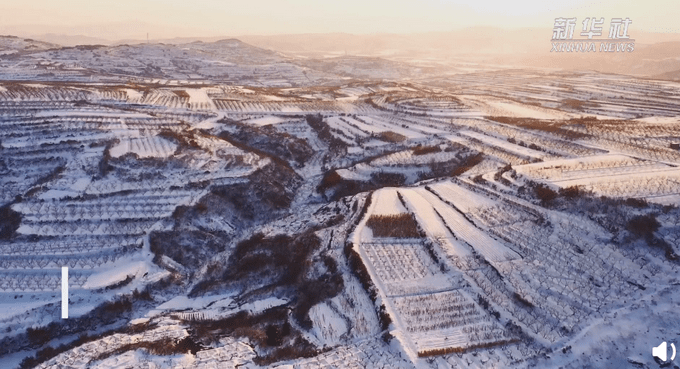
[109,136,177,158]
[371,188,408,215]
[515,154,680,202]
[0,41,679,369]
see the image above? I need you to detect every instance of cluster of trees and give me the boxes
[417,338,517,358]
[0,204,21,240]
[486,116,588,140]
[305,114,347,153]
[218,118,314,168]
[317,170,406,201]
[15,287,156,368]
[366,213,422,238]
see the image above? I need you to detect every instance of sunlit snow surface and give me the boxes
[0,41,679,369]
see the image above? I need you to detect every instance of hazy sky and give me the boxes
[1,0,678,38]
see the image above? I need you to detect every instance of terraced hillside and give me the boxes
[0,39,679,369]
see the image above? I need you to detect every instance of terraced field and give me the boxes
[0,45,679,369]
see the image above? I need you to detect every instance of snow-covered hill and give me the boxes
[0,40,678,369]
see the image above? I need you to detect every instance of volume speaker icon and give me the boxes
[652,341,676,362]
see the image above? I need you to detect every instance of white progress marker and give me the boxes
[61,266,68,319]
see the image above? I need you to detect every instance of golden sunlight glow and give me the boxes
[0,0,677,39]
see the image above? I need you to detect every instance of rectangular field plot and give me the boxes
[393,290,510,354]
[427,181,497,213]
[369,149,461,167]
[360,242,453,296]
[458,130,545,161]
[402,188,518,263]
[109,135,178,158]
[0,270,90,292]
[515,154,673,182]
[515,155,680,200]
[358,240,511,354]
[558,170,680,199]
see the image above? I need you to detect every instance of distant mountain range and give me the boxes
[0,35,438,85]
[1,28,680,81]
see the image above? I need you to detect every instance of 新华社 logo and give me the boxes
[551,17,634,52]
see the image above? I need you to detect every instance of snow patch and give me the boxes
[309,302,348,345]
[82,260,152,289]
[245,116,286,125]
[109,136,177,158]
[372,188,408,215]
